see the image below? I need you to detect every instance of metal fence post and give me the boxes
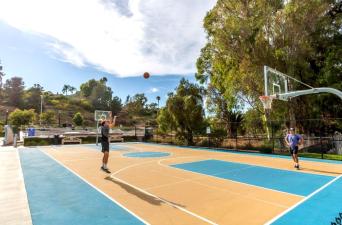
[320,119,323,159]
[208,133,210,148]
[171,125,173,145]
[271,121,275,153]
[235,134,238,150]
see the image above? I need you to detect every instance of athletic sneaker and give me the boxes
[101,166,111,174]
[295,165,300,170]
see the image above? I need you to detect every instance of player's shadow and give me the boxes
[105,176,185,208]
[300,168,342,175]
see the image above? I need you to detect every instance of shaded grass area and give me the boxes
[299,152,342,161]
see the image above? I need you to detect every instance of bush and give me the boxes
[9,109,36,127]
[123,136,138,142]
[40,110,56,126]
[73,112,84,126]
[24,137,54,146]
[238,143,273,154]
[0,122,4,137]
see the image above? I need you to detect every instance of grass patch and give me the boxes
[299,152,342,161]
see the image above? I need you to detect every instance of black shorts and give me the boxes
[290,146,298,155]
[101,141,109,152]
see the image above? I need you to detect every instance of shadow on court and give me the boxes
[301,168,342,176]
[105,176,186,208]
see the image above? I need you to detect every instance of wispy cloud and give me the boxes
[0,0,216,77]
[150,87,159,93]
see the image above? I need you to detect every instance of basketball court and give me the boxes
[2,142,342,225]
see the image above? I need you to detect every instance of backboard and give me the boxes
[264,66,288,99]
[94,110,112,121]
[262,65,342,107]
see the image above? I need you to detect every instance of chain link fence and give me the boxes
[144,118,342,160]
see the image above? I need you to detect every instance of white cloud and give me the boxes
[149,87,159,93]
[0,0,216,77]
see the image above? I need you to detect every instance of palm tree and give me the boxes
[0,60,5,96]
[156,96,161,109]
[62,85,69,95]
[69,86,76,95]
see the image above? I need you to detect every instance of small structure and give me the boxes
[3,125,14,146]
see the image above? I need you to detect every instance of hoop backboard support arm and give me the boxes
[275,87,342,101]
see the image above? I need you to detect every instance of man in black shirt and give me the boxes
[101,120,111,173]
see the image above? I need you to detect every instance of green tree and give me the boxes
[157,107,175,133]
[110,96,122,116]
[61,85,76,95]
[62,84,69,95]
[25,84,44,112]
[125,93,148,115]
[8,109,35,127]
[80,78,113,110]
[0,61,5,99]
[72,112,84,126]
[158,79,205,145]
[197,0,342,128]
[4,77,25,107]
[156,96,161,108]
[80,79,98,97]
[40,110,56,126]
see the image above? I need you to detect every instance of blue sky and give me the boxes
[0,0,216,106]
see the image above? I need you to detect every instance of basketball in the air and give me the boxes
[143,72,150,79]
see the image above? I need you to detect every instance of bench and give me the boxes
[110,135,124,142]
[62,136,82,144]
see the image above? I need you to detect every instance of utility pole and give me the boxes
[40,95,43,126]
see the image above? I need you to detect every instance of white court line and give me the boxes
[39,149,150,225]
[157,157,289,209]
[145,169,289,209]
[109,176,218,225]
[264,175,342,225]
[110,156,218,225]
[159,158,305,198]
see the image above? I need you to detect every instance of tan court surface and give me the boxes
[34,143,342,225]
[0,147,32,225]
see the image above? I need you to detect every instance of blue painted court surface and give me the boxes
[19,149,145,225]
[271,176,342,225]
[123,151,170,158]
[172,159,334,196]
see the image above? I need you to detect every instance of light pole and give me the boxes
[40,95,43,126]
[58,110,61,127]
[156,96,161,143]
[5,109,8,125]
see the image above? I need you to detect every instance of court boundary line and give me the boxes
[109,175,218,225]
[39,149,150,225]
[122,151,172,158]
[161,158,305,198]
[110,156,218,225]
[151,157,290,209]
[16,148,33,225]
[264,175,342,225]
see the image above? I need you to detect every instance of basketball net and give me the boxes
[259,95,275,114]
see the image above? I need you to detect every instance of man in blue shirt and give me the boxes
[285,128,304,169]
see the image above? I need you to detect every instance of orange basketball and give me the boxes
[143,72,150,79]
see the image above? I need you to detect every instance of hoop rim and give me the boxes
[259,95,275,110]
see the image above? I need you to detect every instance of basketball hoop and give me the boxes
[259,95,275,111]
